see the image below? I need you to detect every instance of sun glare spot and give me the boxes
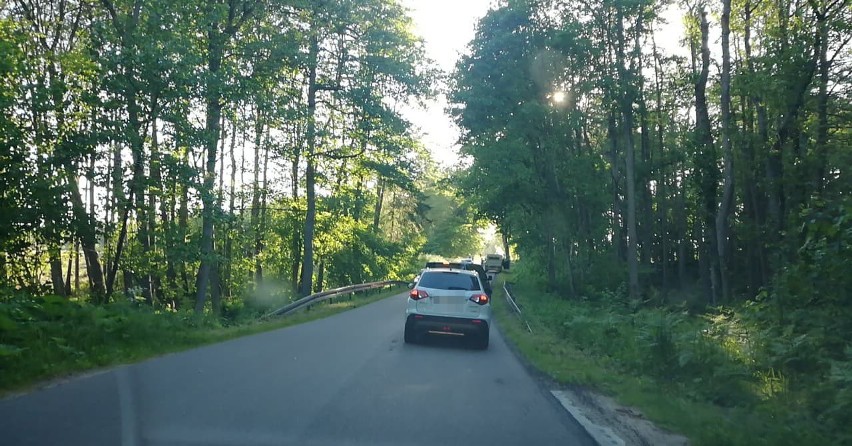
[552,91,566,103]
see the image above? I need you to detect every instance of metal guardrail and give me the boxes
[503,281,533,334]
[262,280,408,319]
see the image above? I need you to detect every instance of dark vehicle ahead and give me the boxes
[425,262,492,296]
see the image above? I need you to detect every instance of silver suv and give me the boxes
[404,268,491,349]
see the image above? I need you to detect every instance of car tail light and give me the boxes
[470,294,489,305]
[409,289,429,300]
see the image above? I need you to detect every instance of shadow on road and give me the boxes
[407,335,486,351]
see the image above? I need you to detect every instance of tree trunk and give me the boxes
[74,240,80,294]
[607,112,625,261]
[193,2,255,308]
[64,255,72,296]
[107,194,132,297]
[315,257,325,293]
[743,3,770,290]
[69,172,107,301]
[290,153,302,291]
[104,2,154,305]
[564,241,576,297]
[218,115,227,207]
[716,0,735,302]
[373,178,384,233]
[678,163,689,290]
[615,4,640,301]
[651,29,668,292]
[178,165,190,299]
[128,82,152,306]
[290,130,301,290]
[501,230,511,268]
[211,248,221,315]
[225,117,238,299]
[149,106,161,303]
[106,138,123,277]
[85,153,94,294]
[49,248,66,297]
[195,30,226,312]
[388,189,397,241]
[299,32,320,297]
[45,58,105,301]
[547,230,557,291]
[258,129,270,283]
[634,13,653,275]
[813,4,829,194]
[251,108,263,284]
[354,174,365,222]
[0,253,6,287]
[694,9,720,304]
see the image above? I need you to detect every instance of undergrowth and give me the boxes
[495,265,850,445]
[0,286,403,395]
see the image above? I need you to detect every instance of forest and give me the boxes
[450,0,851,442]
[2,0,852,441]
[0,0,488,310]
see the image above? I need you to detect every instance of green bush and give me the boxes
[0,284,405,394]
[0,290,219,390]
[505,275,852,443]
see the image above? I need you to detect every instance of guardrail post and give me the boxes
[503,281,533,334]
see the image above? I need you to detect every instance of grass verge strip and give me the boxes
[491,274,826,446]
[0,286,404,396]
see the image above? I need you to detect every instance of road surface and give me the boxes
[0,292,595,446]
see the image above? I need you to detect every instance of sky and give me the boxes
[399,0,496,167]
[398,0,689,167]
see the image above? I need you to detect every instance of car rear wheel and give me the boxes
[404,320,416,344]
[474,331,489,350]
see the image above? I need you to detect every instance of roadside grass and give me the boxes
[0,286,404,396]
[491,273,829,446]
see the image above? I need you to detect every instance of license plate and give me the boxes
[431,296,441,304]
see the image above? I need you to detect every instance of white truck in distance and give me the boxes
[484,254,503,274]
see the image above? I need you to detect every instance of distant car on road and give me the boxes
[405,268,491,349]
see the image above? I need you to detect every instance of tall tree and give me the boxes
[195,0,258,312]
[716,0,735,302]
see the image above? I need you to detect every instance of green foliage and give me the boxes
[783,198,852,311]
[498,271,842,444]
[454,1,852,439]
[0,0,437,307]
[421,175,483,258]
[0,289,212,389]
[450,0,620,293]
[319,214,420,285]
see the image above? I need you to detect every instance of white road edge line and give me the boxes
[551,390,625,446]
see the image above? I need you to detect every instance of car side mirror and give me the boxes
[407,282,414,289]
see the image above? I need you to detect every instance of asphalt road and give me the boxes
[0,292,595,446]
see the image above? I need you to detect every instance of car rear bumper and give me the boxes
[406,314,489,337]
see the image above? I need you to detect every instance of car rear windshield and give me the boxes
[418,272,480,291]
